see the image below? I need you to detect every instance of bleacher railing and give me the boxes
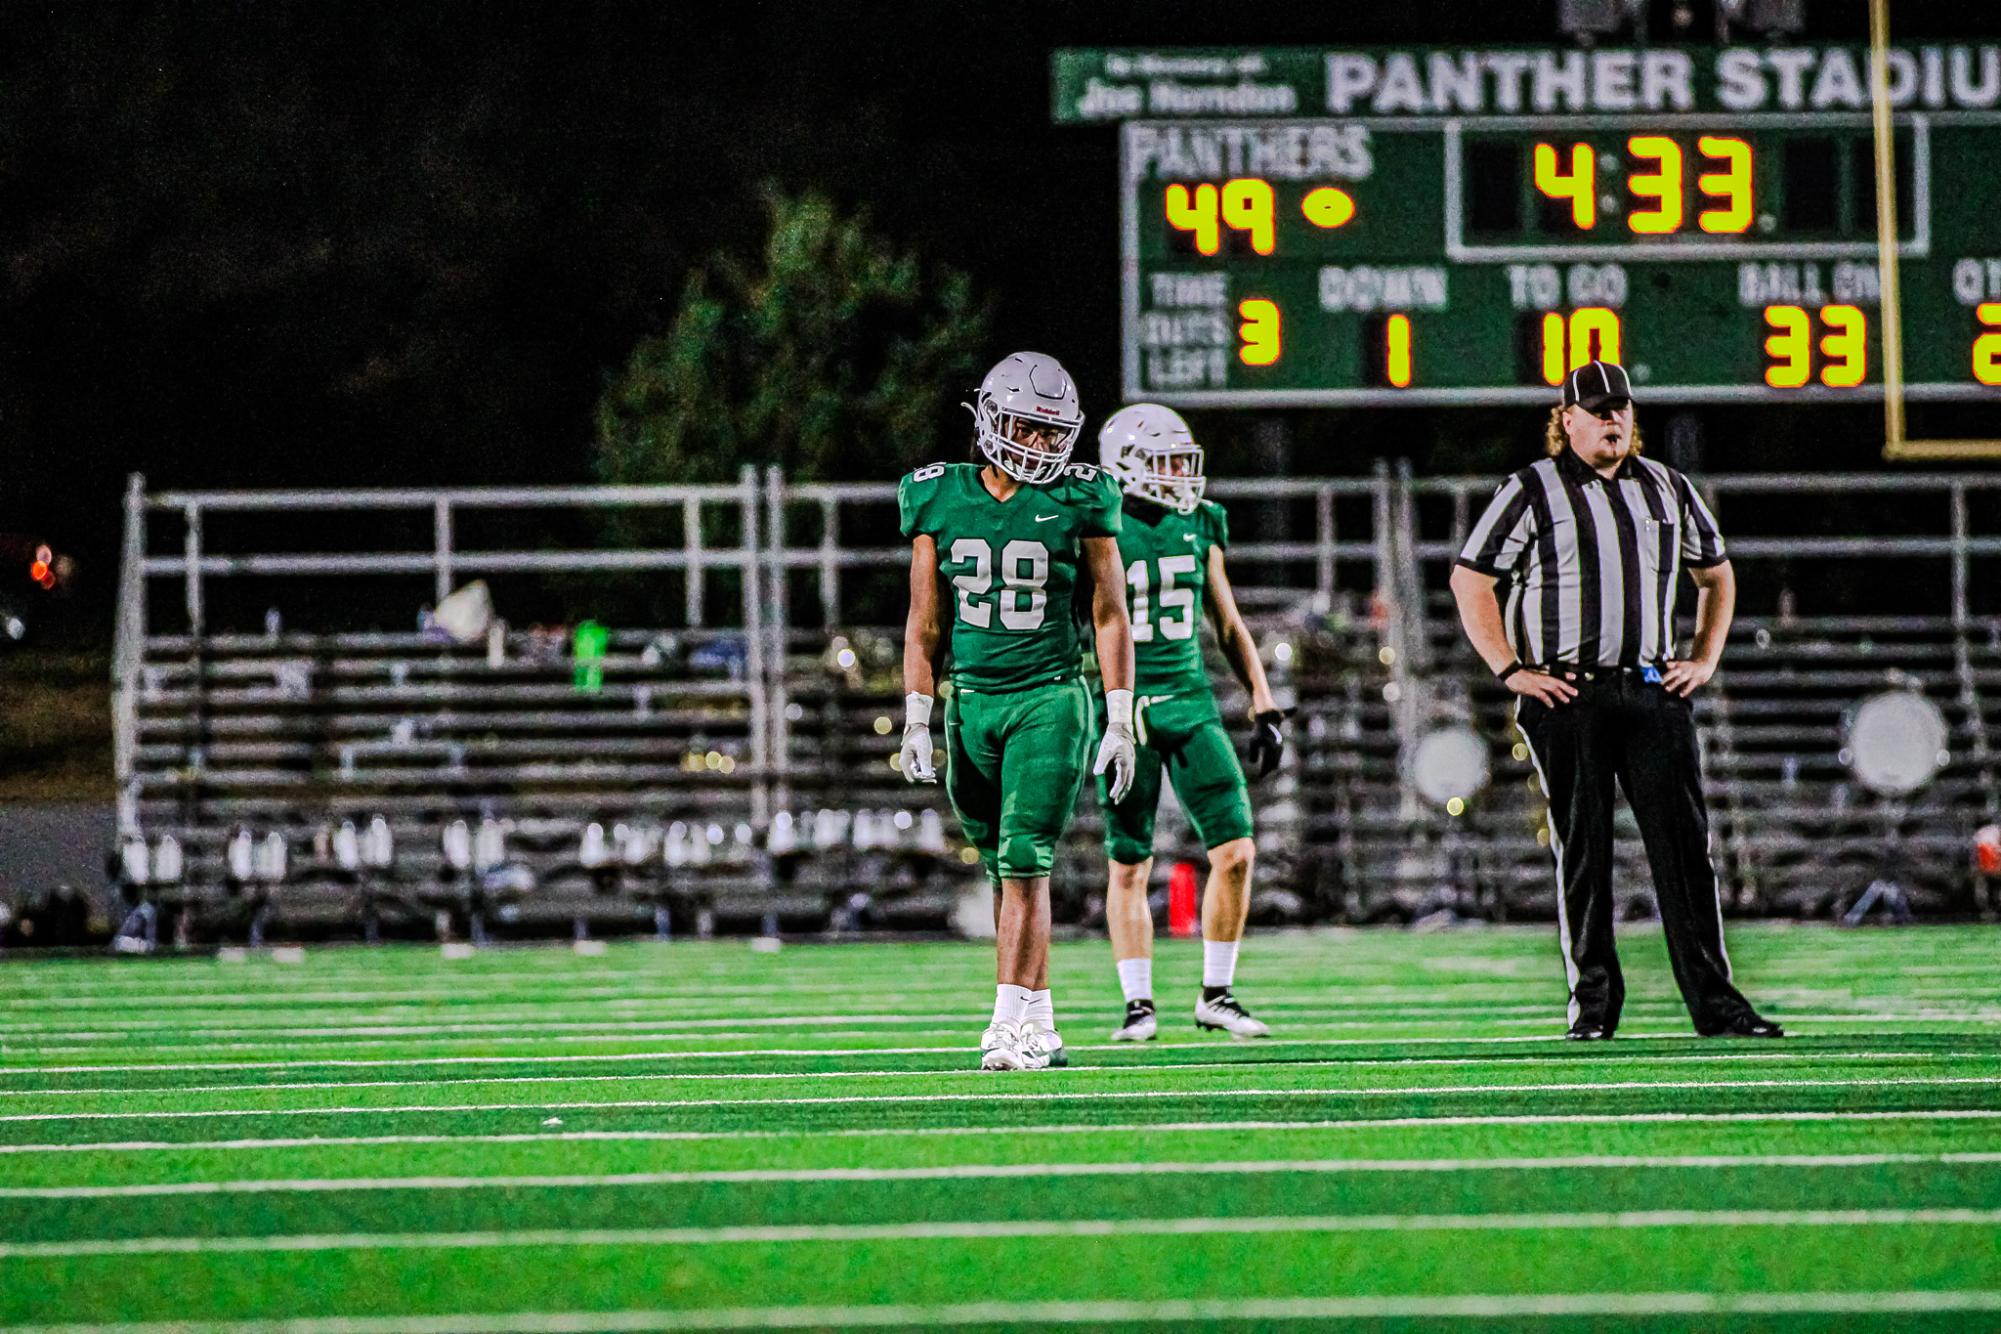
[113,467,2001,932]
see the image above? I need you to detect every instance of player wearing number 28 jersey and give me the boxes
[899,351,1137,1073]
[1094,404,1290,1043]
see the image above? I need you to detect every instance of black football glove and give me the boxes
[1246,707,1294,779]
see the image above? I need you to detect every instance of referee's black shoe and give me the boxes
[1699,1011,1785,1039]
[1564,1020,1614,1041]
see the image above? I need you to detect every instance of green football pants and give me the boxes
[944,677,1093,884]
[1095,689,1254,865]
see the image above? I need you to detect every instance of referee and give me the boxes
[1448,360,1780,1041]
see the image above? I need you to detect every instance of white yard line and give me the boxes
[3,1074,1999,1125]
[7,1208,2001,1260]
[5,1107,1999,1155]
[1,1039,1979,1079]
[8,1009,1998,1047]
[3,1050,1971,1099]
[14,1289,2001,1333]
[6,1152,2000,1199]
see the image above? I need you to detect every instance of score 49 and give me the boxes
[1162,177,1359,374]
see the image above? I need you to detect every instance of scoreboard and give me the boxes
[1055,45,2001,406]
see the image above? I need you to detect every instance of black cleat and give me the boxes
[1701,1012,1785,1039]
[1110,1000,1157,1042]
[1194,990,1270,1039]
[1564,1021,1614,1041]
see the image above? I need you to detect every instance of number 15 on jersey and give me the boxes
[1127,555,1197,642]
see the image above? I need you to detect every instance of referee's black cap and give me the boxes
[1560,360,1634,413]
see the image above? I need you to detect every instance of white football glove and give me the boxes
[1095,689,1137,804]
[900,693,937,784]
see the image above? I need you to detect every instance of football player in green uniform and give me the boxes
[900,351,1137,1072]
[1093,404,1287,1042]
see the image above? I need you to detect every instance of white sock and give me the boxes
[1115,957,1153,1004]
[991,984,1032,1026]
[1024,989,1054,1029]
[1202,938,1239,990]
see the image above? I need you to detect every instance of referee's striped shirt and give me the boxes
[1455,448,1727,669]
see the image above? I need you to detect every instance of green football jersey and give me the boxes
[1116,497,1230,696]
[899,460,1123,693]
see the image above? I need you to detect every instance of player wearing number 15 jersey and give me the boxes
[899,351,1137,1073]
[1093,404,1290,1043]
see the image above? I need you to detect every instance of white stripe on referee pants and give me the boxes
[1514,699,1578,1029]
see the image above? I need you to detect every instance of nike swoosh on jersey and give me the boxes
[1183,534,1199,542]
[1035,513,1059,522]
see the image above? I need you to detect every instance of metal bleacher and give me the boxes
[109,466,2001,942]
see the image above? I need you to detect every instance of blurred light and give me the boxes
[34,544,50,565]
[333,820,361,872]
[363,816,394,870]
[1273,640,1293,665]
[1382,682,1402,703]
[120,836,150,885]
[1411,725,1490,807]
[442,818,472,871]
[959,846,981,865]
[1512,742,1529,761]
[873,716,893,736]
[836,648,858,670]
[28,559,48,582]
[1536,827,1551,847]
[889,753,903,772]
[153,834,183,884]
[1378,646,1396,666]
[255,831,288,883]
[37,572,54,590]
[3,617,24,641]
[704,751,723,771]
[227,827,256,881]
[1847,690,1949,796]
[718,755,736,774]
[892,809,913,830]
[579,822,610,870]
[785,703,805,722]
[474,818,506,873]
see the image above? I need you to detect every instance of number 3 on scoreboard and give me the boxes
[1238,299,1281,366]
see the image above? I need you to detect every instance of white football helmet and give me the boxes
[969,351,1083,485]
[1098,403,1205,514]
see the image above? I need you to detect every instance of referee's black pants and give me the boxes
[1516,673,1752,1034]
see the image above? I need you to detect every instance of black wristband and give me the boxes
[1496,660,1525,684]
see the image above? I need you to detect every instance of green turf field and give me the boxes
[2,923,1999,1331]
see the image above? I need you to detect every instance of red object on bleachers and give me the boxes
[1168,861,1199,937]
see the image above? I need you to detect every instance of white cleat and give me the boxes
[1111,1000,1158,1042]
[1194,990,1270,1039]
[1018,1020,1065,1069]
[980,1021,1027,1071]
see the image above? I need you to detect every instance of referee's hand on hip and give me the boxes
[1505,668,1577,708]
[1660,656,1718,698]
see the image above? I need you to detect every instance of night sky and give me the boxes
[0,1,1989,621]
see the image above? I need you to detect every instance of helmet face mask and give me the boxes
[970,352,1082,485]
[1098,404,1206,514]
